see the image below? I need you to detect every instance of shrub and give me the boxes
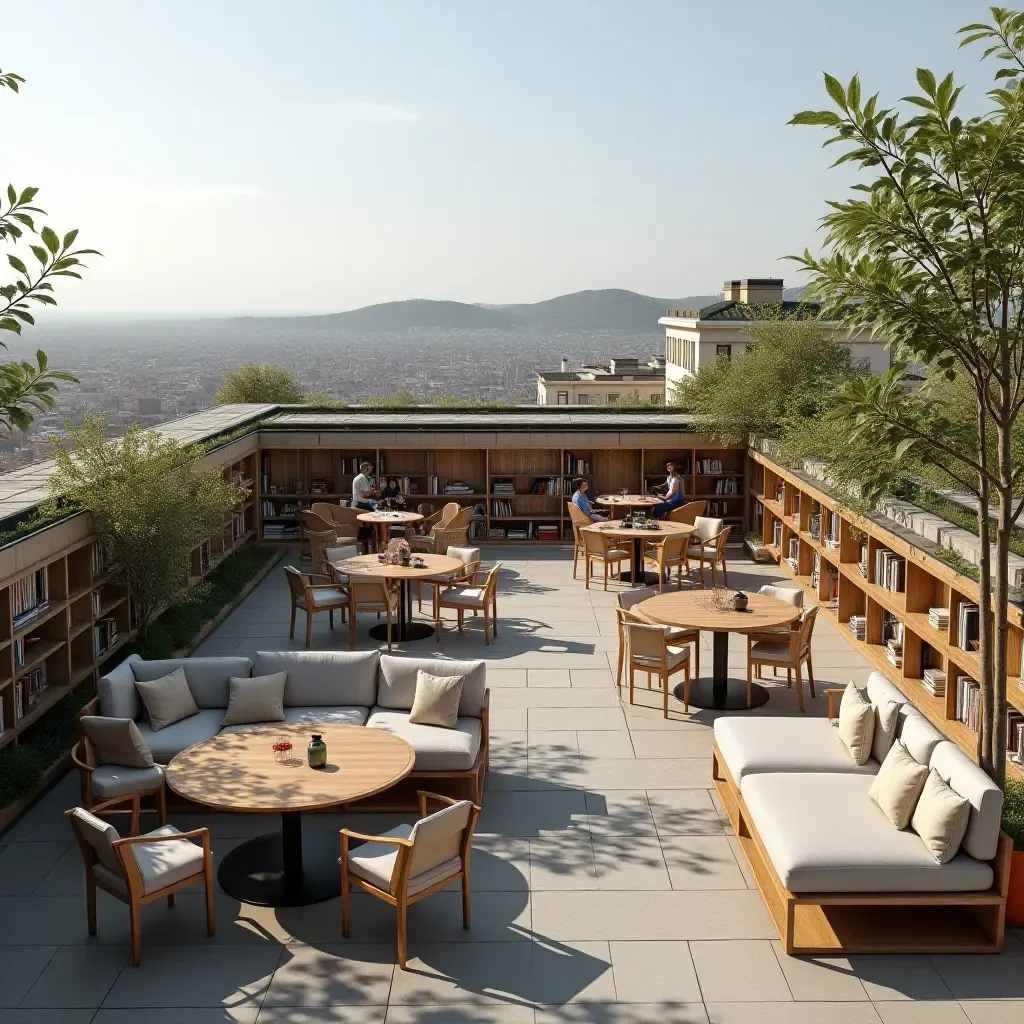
[1005,779,1024,853]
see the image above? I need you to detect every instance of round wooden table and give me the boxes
[583,520,693,586]
[330,551,464,642]
[166,724,415,907]
[356,510,424,550]
[638,590,800,710]
[595,494,663,519]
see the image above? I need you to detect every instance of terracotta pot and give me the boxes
[1008,850,1024,928]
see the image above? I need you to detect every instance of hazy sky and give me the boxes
[4,1,998,314]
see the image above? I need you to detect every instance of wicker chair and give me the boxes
[308,528,339,576]
[311,502,359,545]
[410,502,460,553]
[432,505,474,551]
[667,500,707,526]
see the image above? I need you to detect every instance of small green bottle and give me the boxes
[307,733,327,769]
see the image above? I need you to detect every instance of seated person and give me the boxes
[380,475,406,508]
[653,462,685,520]
[571,478,608,522]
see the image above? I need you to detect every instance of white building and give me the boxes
[659,278,891,401]
[536,356,665,406]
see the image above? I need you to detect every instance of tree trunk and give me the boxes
[976,400,996,778]
[991,416,1013,790]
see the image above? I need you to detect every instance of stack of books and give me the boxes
[491,480,515,496]
[955,675,981,731]
[848,615,867,641]
[506,527,529,540]
[883,612,904,667]
[263,523,298,540]
[958,602,980,651]
[537,525,559,541]
[443,481,474,494]
[923,667,946,697]
[928,607,950,632]
[875,548,906,592]
[487,527,506,540]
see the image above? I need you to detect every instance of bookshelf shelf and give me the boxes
[751,448,1024,779]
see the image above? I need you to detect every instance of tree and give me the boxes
[671,315,863,446]
[46,416,243,637]
[789,7,1024,785]
[0,66,95,433]
[214,364,304,405]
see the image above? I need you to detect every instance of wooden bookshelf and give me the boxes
[750,449,1024,780]
[256,441,746,546]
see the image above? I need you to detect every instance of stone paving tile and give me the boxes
[850,954,953,1001]
[646,789,725,836]
[706,1005,883,1024]
[0,946,56,1008]
[384,1006,532,1023]
[660,835,748,890]
[769,942,868,1001]
[689,940,791,1002]
[536,1005,710,1023]
[0,1011,97,1024]
[579,790,657,836]
[93,1010,258,1023]
[20,945,129,1008]
[263,945,395,1007]
[873,1003,968,1023]
[609,940,702,1002]
[591,835,671,890]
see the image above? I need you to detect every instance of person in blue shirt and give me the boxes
[654,462,685,519]
[571,478,608,521]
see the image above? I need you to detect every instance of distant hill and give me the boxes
[231,289,721,333]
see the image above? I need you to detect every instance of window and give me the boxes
[577,394,589,405]
[557,391,569,405]
[650,393,662,405]
[716,344,732,361]
[607,393,620,403]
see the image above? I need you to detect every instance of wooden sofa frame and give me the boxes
[712,742,1011,954]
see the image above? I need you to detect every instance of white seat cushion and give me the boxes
[127,824,206,895]
[346,822,461,895]
[439,586,486,607]
[136,709,223,764]
[687,544,720,559]
[365,709,481,770]
[632,645,689,671]
[748,640,793,663]
[91,764,165,800]
[600,548,630,560]
[714,717,878,784]
[741,773,993,893]
[298,588,347,609]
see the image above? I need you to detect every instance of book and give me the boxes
[958,603,980,651]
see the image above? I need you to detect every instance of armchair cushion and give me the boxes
[298,587,348,609]
[686,544,722,560]
[378,655,487,717]
[134,668,199,732]
[748,640,792,664]
[128,824,206,895]
[80,715,154,769]
[220,672,287,727]
[438,585,485,607]
[91,764,166,800]
[365,709,481,771]
[347,822,461,896]
[254,650,379,707]
[631,645,689,671]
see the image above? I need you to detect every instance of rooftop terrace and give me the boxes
[3,546,1022,1020]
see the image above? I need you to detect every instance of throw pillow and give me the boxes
[134,667,199,732]
[871,698,901,764]
[869,740,929,830]
[911,768,971,863]
[221,672,288,727]
[80,715,154,768]
[409,671,465,729]
[837,682,875,765]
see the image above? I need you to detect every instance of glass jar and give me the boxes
[273,738,293,764]
[307,733,327,769]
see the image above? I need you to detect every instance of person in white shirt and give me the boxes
[352,461,378,552]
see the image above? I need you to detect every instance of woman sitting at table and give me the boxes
[379,475,406,509]
[653,462,685,520]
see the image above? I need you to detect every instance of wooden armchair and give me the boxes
[435,562,501,644]
[620,609,692,716]
[686,518,731,588]
[341,791,480,969]
[65,806,214,967]
[72,718,167,836]
[418,545,481,611]
[566,502,593,578]
[581,528,629,590]
[747,605,818,711]
[347,575,399,650]
[644,532,690,592]
[285,565,349,648]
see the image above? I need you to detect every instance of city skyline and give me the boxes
[4,0,995,314]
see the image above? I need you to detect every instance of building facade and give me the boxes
[536,356,665,406]
[659,278,891,401]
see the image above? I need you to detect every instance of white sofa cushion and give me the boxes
[132,657,253,709]
[869,740,928,830]
[365,708,481,771]
[714,717,878,783]
[253,650,379,707]
[136,710,223,764]
[911,768,971,864]
[377,655,487,717]
[838,682,875,765]
[897,711,946,766]
[741,772,994,893]
[219,705,371,734]
[928,740,1004,862]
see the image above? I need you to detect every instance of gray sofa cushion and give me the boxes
[132,657,253,709]
[741,772,994,893]
[928,740,1004,862]
[377,655,487,718]
[98,655,144,720]
[219,706,370,735]
[253,650,379,707]
[135,710,223,764]
[365,708,481,771]
[714,717,878,783]
[91,764,165,800]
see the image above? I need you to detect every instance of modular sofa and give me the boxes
[88,651,489,804]
[712,671,1011,954]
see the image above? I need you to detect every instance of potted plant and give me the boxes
[1005,779,1024,927]
[744,532,773,564]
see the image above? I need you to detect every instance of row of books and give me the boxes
[706,501,731,517]
[13,567,50,631]
[491,500,515,517]
[1007,709,1024,758]
[261,500,301,518]
[468,520,487,542]
[810,553,839,607]
[529,477,562,495]
[710,477,739,494]
[958,602,980,652]
[14,664,48,721]
[94,615,118,657]
[696,458,728,474]
[808,513,821,540]
[233,512,247,541]
[564,454,590,475]
[956,675,981,732]
[771,520,783,548]
[824,514,840,549]
[875,548,906,593]
[92,544,108,576]
[858,543,868,579]
[263,523,299,540]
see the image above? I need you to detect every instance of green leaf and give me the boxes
[7,255,27,274]
[916,67,937,96]
[847,74,861,110]
[790,110,841,126]
[824,73,847,108]
[61,228,78,249]
[40,226,59,254]
[5,184,14,205]
[29,244,48,265]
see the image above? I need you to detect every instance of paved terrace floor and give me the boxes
[2,547,1022,1023]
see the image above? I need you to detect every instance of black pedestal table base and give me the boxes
[368,577,433,642]
[218,811,343,907]
[671,628,769,710]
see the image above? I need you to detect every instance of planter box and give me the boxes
[1009,849,1024,928]
[745,538,775,564]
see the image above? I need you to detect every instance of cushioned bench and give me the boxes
[711,670,1011,954]
[90,649,489,804]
